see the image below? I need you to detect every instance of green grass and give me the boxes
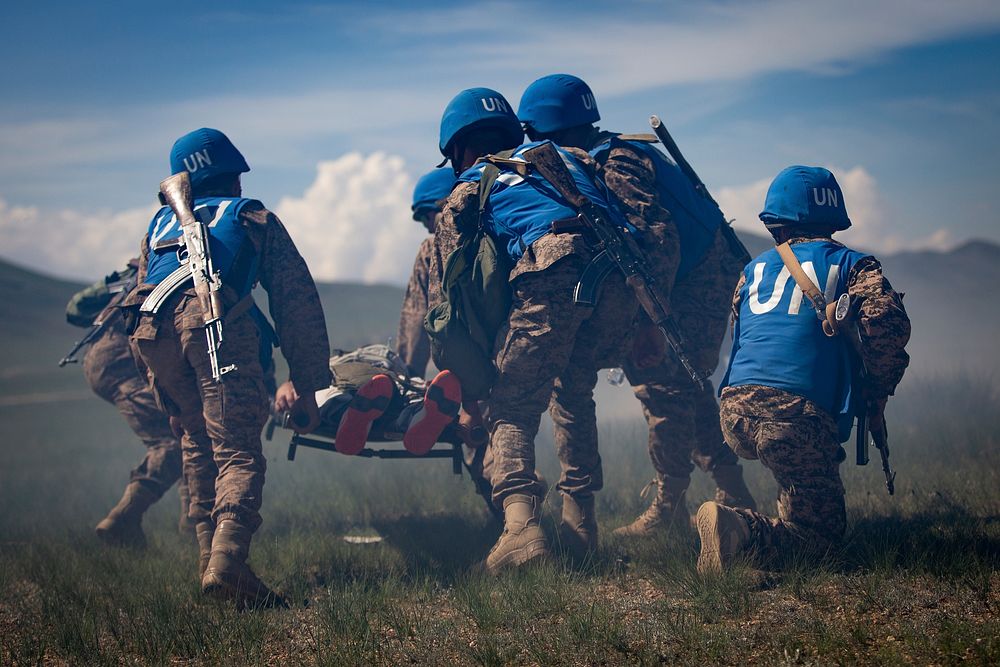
[0,372,998,665]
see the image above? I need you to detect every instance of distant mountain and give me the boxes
[0,235,996,400]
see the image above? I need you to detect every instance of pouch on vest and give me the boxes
[424,161,513,400]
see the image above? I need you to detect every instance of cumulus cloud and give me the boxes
[275,152,426,285]
[0,152,427,285]
[716,166,954,253]
[0,197,156,281]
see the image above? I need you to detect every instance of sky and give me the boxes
[1,0,998,284]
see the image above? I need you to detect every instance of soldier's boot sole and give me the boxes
[404,370,462,456]
[335,374,393,455]
[696,501,750,575]
[485,525,550,574]
[202,559,289,611]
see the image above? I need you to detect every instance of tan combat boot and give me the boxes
[177,481,196,534]
[711,464,757,512]
[612,476,690,538]
[695,501,751,574]
[201,520,288,610]
[195,522,215,578]
[559,493,598,556]
[95,482,159,548]
[485,494,550,574]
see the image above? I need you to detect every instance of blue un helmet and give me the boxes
[412,168,457,219]
[759,166,852,232]
[518,74,600,135]
[438,87,523,158]
[169,128,250,188]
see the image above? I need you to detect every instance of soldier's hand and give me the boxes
[274,381,299,413]
[630,323,666,369]
[867,397,888,438]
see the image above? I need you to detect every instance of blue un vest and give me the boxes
[145,197,259,297]
[591,139,721,281]
[459,141,634,261]
[720,240,871,442]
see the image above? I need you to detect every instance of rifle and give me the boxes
[158,172,235,382]
[516,142,707,390]
[834,293,896,495]
[648,115,751,266]
[58,277,134,367]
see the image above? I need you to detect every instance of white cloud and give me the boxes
[275,152,426,285]
[716,165,954,253]
[0,152,428,285]
[0,197,156,282]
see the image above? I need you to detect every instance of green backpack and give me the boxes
[423,160,513,400]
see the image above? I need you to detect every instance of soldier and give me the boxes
[697,166,910,573]
[431,88,639,571]
[397,168,457,378]
[517,74,756,537]
[123,128,331,608]
[65,261,188,546]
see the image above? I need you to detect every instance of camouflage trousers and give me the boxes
[83,318,183,497]
[720,385,847,561]
[132,295,269,531]
[623,229,739,482]
[491,255,637,505]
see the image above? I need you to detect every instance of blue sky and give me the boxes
[1,0,998,282]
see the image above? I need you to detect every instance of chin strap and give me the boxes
[775,241,840,337]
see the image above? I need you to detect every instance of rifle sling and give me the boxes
[775,242,838,336]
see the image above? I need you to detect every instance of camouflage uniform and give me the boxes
[84,312,183,500]
[396,235,435,377]
[433,152,639,510]
[586,137,752,521]
[721,241,910,560]
[126,200,331,532]
[622,230,745,487]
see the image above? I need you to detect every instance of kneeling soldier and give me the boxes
[124,128,331,608]
[698,166,910,573]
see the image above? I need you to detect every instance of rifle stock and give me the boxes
[158,172,235,382]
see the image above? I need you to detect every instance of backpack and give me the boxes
[423,159,513,400]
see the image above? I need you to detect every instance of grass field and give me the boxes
[1,371,998,665]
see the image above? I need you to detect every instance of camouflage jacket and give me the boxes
[396,236,434,377]
[128,201,332,393]
[592,135,680,299]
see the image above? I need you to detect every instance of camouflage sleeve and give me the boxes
[847,256,911,398]
[396,237,434,376]
[137,234,149,285]
[429,180,479,304]
[243,204,332,393]
[598,138,679,297]
[65,275,112,327]
[732,272,746,319]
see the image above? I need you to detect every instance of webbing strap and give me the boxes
[775,242,838,336]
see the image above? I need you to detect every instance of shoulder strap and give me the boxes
[775,242,838,336]
[476,148,516,224]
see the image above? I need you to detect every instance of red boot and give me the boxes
[403,370,462,455]
[335,374,393,455]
